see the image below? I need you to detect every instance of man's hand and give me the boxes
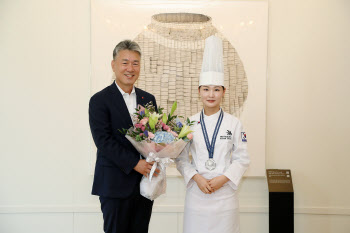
[193,174,213,194]
[208,175,229,192]
[134,160,160,177]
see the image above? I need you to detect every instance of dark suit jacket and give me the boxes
[89,82,157,198]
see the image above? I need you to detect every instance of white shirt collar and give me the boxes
[115,81,135,96]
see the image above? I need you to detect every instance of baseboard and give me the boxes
[1,204,349,216]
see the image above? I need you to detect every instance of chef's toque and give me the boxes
[199,35,225,87]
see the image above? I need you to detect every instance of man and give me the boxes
[89,40,159,233]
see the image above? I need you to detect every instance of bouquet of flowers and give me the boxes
[121,101,194,200]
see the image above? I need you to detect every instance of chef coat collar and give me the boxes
[203,108,222,119]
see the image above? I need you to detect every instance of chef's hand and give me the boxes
[208,175,229,192]
[193,174,213,194]
[134,160,160,177]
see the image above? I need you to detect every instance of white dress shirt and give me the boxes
[115,81,137,117]
[115,81,142,159]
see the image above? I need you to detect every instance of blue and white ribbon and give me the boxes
[200,109,224,159]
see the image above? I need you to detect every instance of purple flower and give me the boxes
[144,130,148,138]
[176,121,183,128]
[140,110,145,116]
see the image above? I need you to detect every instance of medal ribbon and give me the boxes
[200,109,224,159]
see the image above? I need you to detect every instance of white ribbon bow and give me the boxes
[146,152,174,181]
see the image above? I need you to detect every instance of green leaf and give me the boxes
[170,101,177,116]
[135,135,142,141]
[144,108,149,117]
[162,113,168,124]
[118,128,128,135]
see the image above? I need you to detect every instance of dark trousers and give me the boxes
[99,194,153,233]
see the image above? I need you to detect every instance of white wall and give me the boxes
[0,0,349,233]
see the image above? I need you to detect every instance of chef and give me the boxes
[176,35,250,233]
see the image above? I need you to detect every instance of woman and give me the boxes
[176,36,250,233]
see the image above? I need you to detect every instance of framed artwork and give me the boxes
[90,0,268,176]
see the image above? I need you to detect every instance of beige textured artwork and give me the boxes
[134,13,248,119]
[91,1,268,176]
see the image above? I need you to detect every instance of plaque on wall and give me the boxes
[266,169,293,192]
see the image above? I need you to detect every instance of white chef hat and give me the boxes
[199,35,224,87]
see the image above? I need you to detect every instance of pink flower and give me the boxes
[135,123,142,128]
[187,133,193,140]
[139,133,144,136]
[141,126,146,131]
[148,132,155,139]
[163,124,170,131]
[167,128,171,132]
[170,131,178,137]
[140,117,148,125]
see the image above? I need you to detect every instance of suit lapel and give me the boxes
[136,88,147,107]
[109,82,133,127]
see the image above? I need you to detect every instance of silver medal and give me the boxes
[205,158,216,171]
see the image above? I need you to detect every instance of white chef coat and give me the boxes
[176,109,250,233]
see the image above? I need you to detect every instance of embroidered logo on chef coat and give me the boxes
[241,132,247,142]
[220,130,232,140]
